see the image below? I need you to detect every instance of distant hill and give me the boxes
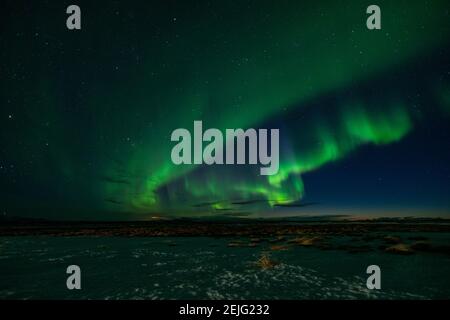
[1,214,449,225]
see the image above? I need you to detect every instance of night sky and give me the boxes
[1,0,449,220]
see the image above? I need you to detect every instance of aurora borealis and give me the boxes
[1,0,450,219]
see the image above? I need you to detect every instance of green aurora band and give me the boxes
[99,0,449,215]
